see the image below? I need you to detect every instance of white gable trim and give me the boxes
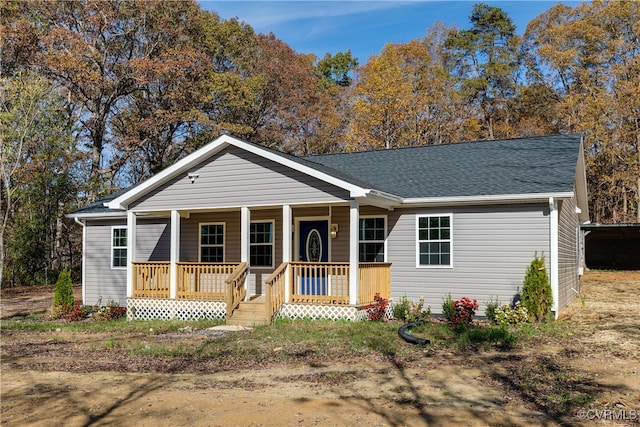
[401,192,576,207]
[107,134,375,210]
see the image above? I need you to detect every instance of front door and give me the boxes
[298,220,328,295]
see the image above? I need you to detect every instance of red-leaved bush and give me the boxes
[451,297,479,325]
[363,293,389,321]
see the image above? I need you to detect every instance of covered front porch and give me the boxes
[125,202,392,323]
[128,261,391,322]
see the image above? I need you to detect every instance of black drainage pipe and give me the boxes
[398,321,431,345]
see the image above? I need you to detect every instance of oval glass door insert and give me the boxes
[305,229,322,262]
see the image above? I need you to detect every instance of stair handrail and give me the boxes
[265,262,288,320]
[226,262,248,318]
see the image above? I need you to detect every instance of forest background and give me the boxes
[1,0,638,287]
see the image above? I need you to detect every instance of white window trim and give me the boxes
[111,226,127,270]
[359,215,387,262]
[415,213,453,269]
[250,219,275,268]
[199,222,225,262]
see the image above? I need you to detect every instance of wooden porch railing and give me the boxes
[177,262,239,300]
[132,262,170,298]
[290,262,350,305]
[358,262,391,304]
[265,262,287,320]
[226,262,248,318]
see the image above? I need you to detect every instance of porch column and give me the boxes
[349,200,359,305]
[126,211,137,299]
[169,209,181,299]
[282,204,292,302]
[241,206,250,300]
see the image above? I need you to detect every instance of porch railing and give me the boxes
[226,262,248,318]
[358,262,392,304]
[177,262,239,300]
[265,262,287,320]
[132,262,170,299]
[290,262,350,305]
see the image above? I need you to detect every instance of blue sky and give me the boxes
[201,1,578,63]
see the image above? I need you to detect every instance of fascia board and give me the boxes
[401,192,576,207]
[108,134,370,209]
[575,137,590,223]
[66,211,127,219]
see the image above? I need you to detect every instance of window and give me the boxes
[250,221,274,267]
[359,217,386,262]
[417,215,452,267]
[112,227,127,269]
[200,223,224,262]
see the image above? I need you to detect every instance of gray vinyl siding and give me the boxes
[180,209,283,295]
[136,219,170,261]
[131,147,350,211]
[557,195,580,311]
[85,219,127,306]
[387,204,551,316]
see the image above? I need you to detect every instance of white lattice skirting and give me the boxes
[278,304,371,321]
[127,298,226,321]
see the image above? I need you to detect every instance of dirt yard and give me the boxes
[1,271,639,427]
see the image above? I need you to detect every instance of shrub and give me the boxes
[484,295,501,323]
[60,300,91,321]
[363,293,389,321]
[451,297,479,325]
[53,268,74,311]
[442,293,455,322]
[521,254,553,322]
[494,302,529,325]
[393,295,430,323]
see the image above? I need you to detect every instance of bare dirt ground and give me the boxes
[1,272,639,427]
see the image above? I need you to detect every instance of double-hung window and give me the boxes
[200,223,225,262]
[250,221,274,267]
[112,227,127,269]
[359,217,386,262]
[417,215,452,267]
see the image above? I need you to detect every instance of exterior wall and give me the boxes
[180,209,283,295]
[84,219,127,306]
[130,146,350,212]
[84,218,170,307]
[386,204,551,316]
[557,195,581,312]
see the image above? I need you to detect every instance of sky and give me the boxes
[201,1,579,64]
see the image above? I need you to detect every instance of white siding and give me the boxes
[131,147,350,211]
[387,204,551,316]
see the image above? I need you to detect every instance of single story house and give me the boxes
[68,133,589,324]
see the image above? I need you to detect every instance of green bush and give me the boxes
[494,302,529,325]
[521,254,553,322]
[53,268,74,311]
[484,295,501,323]
[442,293,455,322]
[393,295,430,323]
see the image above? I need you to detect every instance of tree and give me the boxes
[524,1,640,223]
[521,254,552,322]
[444,3,522,140]
[0,72,77,286]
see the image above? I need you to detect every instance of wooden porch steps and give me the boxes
[226,295,271,326]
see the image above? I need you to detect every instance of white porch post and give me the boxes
[282,204,292,302]
[349,200,359,305]
[169,209,181,299]
[126,211,136,299]
[241,206,250,300]
[549,197,559,319]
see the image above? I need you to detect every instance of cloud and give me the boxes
[206,1,421,33]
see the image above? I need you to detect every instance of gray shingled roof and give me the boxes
[71,134,581,215]
[303,134,582,198]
